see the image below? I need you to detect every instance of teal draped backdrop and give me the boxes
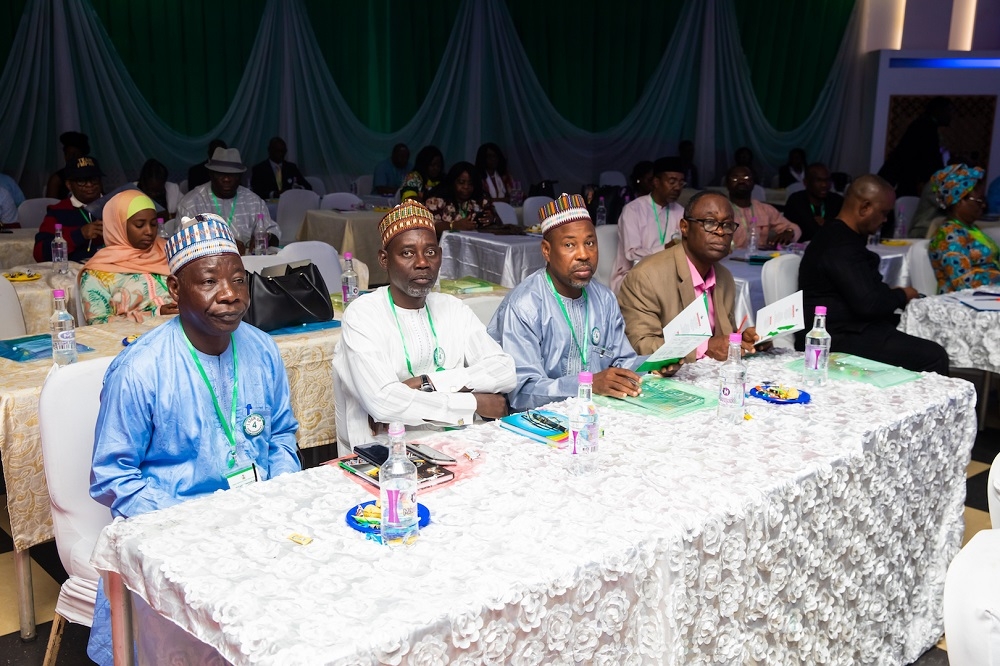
[0,0,860,196]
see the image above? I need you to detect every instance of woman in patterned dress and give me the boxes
[79,189,176,325]
[928,164,1000,293]
[399,145,445,203]
[424,161,498,237]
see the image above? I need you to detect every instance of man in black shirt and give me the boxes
[795,174,948,374]
[783,163,843,242]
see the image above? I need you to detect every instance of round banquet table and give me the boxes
[0,228,39,270]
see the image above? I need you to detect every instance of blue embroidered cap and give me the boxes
[165,214,240,274]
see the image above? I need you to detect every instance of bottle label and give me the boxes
[342,284,348,301]
[383,488,417,525]
[719,383,744,407]
[804,345,825,371]
[57,330,75,342]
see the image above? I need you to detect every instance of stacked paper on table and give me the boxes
[952,291,1000,312]
[439,277,497,294]
[785,353,920,388]
[599,377,716,419]
[636,294,712,372]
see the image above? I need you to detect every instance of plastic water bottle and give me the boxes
[747,224,760,255]
[50,289,77,366]
[717,333,746,424]
[51,224,68,274]
[803,306,831,387]
[341,252,359,305]
[569,371,599,473]
[595,197,607,226]
[894,206,908,239]
[157,216,169,239]
[379,422,419,548]
[253,213,268,255]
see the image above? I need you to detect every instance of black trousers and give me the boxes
[833,324,950,376]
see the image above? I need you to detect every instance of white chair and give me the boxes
[305,176,326,196]
[760,254,801,305]
[38,356,115,665]
[785,182,805,195]
[462,295,504,327]
[521,196,553,229]
[276,189,320,245]
[761,254,802,349]
[595,225,618,288]
[677,187,700,208]
[278,241,342,295]
[944,528,1000,666]
[0,276,26,338]
[895,195,920,237]
[340,255,369,291]
[598,170,627,187]
[353,175,373,197]
[989,451,1000,528]
[17,197,59,228]
[178,179,188,195]
[493,201,518,226]
[241,254,288,274]
[907,239,937,296]
[320,192,363,211]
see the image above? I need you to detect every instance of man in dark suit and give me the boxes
[795,174,948,374]
[250,137,312,199]
[782,163,844,242]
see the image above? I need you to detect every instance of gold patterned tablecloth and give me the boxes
[0,229,39,271]
[6,261,84,334]
[0,318,341,552]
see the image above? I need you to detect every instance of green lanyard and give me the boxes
[545,271,589,370]
[210,191,238,226]
[810,202,825,218]
[651,198,667,245]
[181,329,240,469]
[386,289,444,376]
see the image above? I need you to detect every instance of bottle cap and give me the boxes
[388,421,404,437]
[54,224,62,231]
[343,251,352,260]
[729,333,742,344]
[578,371,593,383]
[815,306,827,315]
[53,289,65,299]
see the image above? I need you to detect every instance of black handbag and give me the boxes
[243,262,334,332]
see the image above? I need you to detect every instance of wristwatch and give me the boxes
[419,374,435,392]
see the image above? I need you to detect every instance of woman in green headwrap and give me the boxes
[928,164,999,292]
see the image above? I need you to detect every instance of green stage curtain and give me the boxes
[88,0,267,136]
[733,0,855,132]
[505,0,685,132]
[304,0,462,134]
[0,0,28,75]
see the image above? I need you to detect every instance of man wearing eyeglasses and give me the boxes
[726,165,801,249]
[610,156,687,292]
[618,191,763,361]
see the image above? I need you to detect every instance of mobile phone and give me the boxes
[353,443,389,466]
[406,442,457,466]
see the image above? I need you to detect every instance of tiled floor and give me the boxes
[0,419,993,664]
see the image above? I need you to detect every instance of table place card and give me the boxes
[637,294,711,373]
[953,291,1000,312]
[755,290,804,341]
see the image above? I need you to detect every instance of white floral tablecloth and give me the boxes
[93,352,975,665]
[0,228,39,270]
[898,289,1000,373]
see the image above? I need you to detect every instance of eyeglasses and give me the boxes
[686,217,740,235]
[728,175,752,183]
[963,195,986,207]
[524,411,565,432]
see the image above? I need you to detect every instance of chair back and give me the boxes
[462,295,505,327]
[39,356,115,623]
[178,179,189,195]
[598,170,627,187]
[320,192,363,211]
[305,176,326,196]
[785,182,805,195]
[241,254,288,274]
[907,239,937,296]
[595,225,619,288]
[278,241,342,295]
[0,276,26,338]
[761,254,802,304]
[493,201,518,226]
[521,196,553,229]
[895,196,921,236]
[354,175,374,197]
[276,189,320,245]
[677,187,699,208]
[17,197,59,228]
[988,451,1000,528]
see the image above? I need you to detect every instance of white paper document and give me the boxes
[755,290,805,341]
[637,294,712,372]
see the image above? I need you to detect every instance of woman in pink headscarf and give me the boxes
[79,190,177,324]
